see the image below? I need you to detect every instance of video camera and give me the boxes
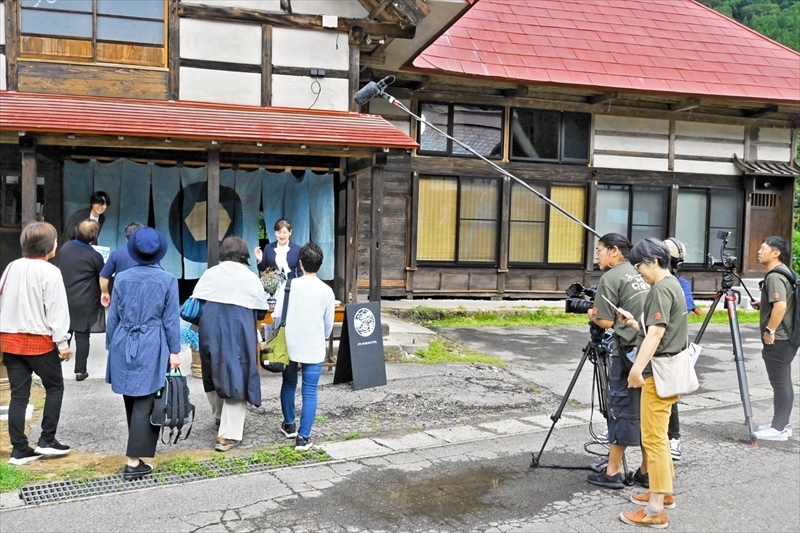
[565,282,596,314]
[706,230,737,270]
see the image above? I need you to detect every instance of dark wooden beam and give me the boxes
[178,3,416,39]
[744,104,779,118]
[368,152,387,302]
[6,0,19,91]
[20,138,37,226]
[349,30,361,112]
[168,0,180,99]
[262,24,272,106]
[588,92,617,105]
[368,0,393,20]
[502,85,529,98]
[393,0,429,25]
[670,98,700,112]
[207,148,220,267]
[360,52,386,68]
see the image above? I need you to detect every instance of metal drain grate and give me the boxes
[19,458,323,505]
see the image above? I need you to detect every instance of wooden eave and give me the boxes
[367,70,800,128]
[0,131,382,158]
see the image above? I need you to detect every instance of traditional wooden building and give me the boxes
[1,0,798,303]
[356,0,800,299]
[0,0,472,302]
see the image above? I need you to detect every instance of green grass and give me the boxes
[409,337,506,367]
[315,414,329,423]
[402,306,760,328]
[61,466,98,485]
[158,455,216,478]
[343,431,361,440]
[0,464,40,493]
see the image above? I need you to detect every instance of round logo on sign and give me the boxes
[353,308,376,338]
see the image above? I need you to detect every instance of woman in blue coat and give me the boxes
[106,228,180,480]
[193,237,269,452]
[254,218,302,279]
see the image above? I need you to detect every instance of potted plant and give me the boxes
[260,268,285,310]
[180,321,202,378]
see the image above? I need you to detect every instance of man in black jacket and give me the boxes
[52,220,105,381]
[61,191,110,245]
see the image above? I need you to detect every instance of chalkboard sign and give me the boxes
[333,302,387,390]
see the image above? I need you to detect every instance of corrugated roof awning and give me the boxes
[733,154,800,176]
[0,91,418,151]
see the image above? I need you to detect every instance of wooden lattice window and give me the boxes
[19,0,167,67]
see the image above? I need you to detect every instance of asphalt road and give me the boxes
[1,324,798,533]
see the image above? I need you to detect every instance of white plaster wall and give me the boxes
[0,54,6,91]
[388,120,411,137]
[180,19,262,64]
[594,115,669,135]
[675,121,744,139]
[180,68,261,106]
[0,2,5,44]
[272,27,348,69]
[757,145,791,161]
[674,139,744,158]
[673,160,738,175]
[180,0,368,18]
[368,96,412,116]
[594,134,669,154]
[593,154,669,172]
[757,127,793,144]
[271,74,348,110]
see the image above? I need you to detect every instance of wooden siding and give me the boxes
[17,60,168,100]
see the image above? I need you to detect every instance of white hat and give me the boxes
[664,238,686,261]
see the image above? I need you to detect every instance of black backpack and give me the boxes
[761,268,800,348]
[150,371,196,444]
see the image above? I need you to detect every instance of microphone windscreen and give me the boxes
[354,81,381,106]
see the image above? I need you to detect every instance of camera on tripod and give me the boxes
[565,282,597,314]
[706,230,738,270]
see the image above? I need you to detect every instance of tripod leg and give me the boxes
[726,292,757,445]
[694,290,723,345]
[531,343,593,467]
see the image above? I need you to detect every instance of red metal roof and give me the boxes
[0,91,418,149]
[413,0,800,104]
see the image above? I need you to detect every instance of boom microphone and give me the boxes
[354,76,395,106]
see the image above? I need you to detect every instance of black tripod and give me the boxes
[531,323,618,469]
[692,268,758,445]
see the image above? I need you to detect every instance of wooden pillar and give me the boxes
[496,176,511,298]
[348,28,362,112]
[20,138,37,227]
[207,149,220,267]
[168,0,180,100]
[368,152,387,302]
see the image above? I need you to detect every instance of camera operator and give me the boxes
[587,233,651,490]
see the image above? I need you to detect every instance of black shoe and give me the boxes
[281,423,298,438]
[295,436,313,451]
[75,373,89,382]
[633,468,650,488]
[8,448,43,466]
[123,460,153,481]
[587,471,624,489]
[35,439,71,456]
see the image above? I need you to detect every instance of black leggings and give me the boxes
[762,340,798,430]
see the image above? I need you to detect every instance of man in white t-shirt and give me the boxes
[272,243,334,450]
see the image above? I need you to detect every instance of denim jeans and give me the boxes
[280,361,323,439]
[4,348,64,453]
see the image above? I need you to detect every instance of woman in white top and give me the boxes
[254,218,302,279]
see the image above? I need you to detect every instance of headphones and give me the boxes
[665,237,685,272]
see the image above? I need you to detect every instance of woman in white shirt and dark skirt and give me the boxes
[254,218,302,279]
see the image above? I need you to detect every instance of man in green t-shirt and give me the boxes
[752,236,797,441]
[586,233,650,490]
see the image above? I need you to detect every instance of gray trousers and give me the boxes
[762,340,798,430]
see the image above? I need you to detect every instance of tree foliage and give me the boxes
[698,0,800,51]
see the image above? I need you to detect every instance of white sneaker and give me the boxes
[754,426,790,441]
[669,438,682,460]
[594,428,609,444]
[757,424,792,437]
